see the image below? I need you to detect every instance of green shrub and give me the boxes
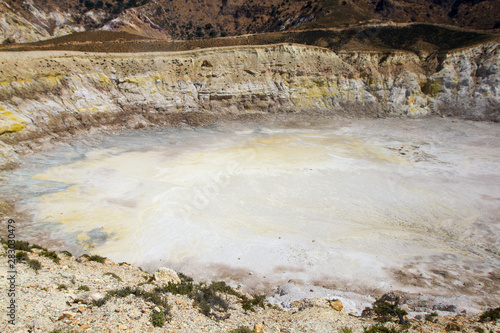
[252,294,266,309]
[87,254,106,264]
[103,287,171,315]
[92,295,110,307]
[371,294,407,324]
[16,251,28,261]
[12,240,32,252]
[104,272,123,282]
[30,244,46,251]
[41,250,60,264]
[151,309,166,327]
[57,284,68,290]
[108,286,134,298]
[339,327,353,333]
[163,280,194,295]
[230,326,254,333]
[140,290,170,309]
[78,285,90,291]
[242,300,253,312]
[178,272,194,283]
[26,259,42,271]
[210,281,241,298]
[160,277,265,317]
[197,299,212,315]
[425,312,438,322]
[60,250,73,257]
[191,284,229,314]
[479,307,500,322]
[241,294,266,311]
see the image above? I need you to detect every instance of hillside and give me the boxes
[0,0,499,44]
[1,24,497,58]
[1,240,499,333]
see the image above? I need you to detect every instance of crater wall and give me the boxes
[0,42,498,166]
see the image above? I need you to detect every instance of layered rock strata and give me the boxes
[0,42,498,166]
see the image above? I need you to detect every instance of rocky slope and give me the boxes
[0,41,498,168]
[1,242,499,332]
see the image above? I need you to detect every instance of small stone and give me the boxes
[153,267,181,284]
[330,300,344,311]
[254,322,265,333]
[153,306,161,313]
[89,292,104,303]
[78,305,86,313]
[78,324,90,332]
[58,311,75,320]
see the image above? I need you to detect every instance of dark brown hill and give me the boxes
[0,0,498,44]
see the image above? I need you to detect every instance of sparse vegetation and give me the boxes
[60,250,73,257]
[41,250,60,264]
[78,285,90,291]
[425,312,438,322]
[10,240,32,252]
[30,244,47,251]
[15,251,28,261]
[96,286,172,317]
[57,284,68,290]
[104,272,123,282]
[87,254,107,264]
[160,276,266,317]
[26,259,42,271]
[479,307,500,322]
[230,326,254,333]
[240,293,266,312]
[340,327,354,333]
[151,309,166,327]
[370,293,408,325]
[3,23,494,55]
[192,284,229,315]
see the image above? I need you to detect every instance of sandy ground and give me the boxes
[2,117,500,313]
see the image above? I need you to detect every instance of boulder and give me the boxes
[330,299,344,311]
[90,292,105,303]
[153,267,181,284]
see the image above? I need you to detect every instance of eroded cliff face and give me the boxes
[0,43,498,166]
[0,1,83,44]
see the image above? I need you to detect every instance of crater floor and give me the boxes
[4,117,500,309]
